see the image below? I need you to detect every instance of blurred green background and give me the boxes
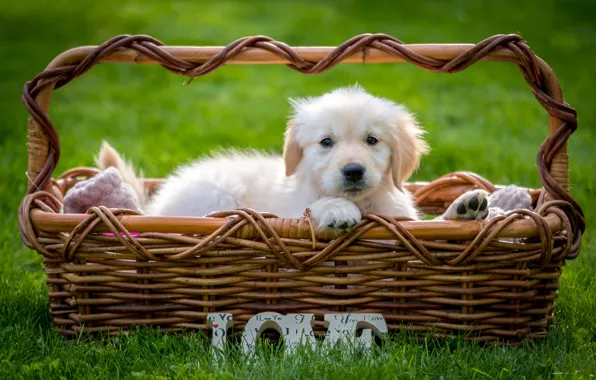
[0,0,594,378]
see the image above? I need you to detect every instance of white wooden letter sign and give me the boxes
[207,312,388,353]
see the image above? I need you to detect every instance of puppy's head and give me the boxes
[284,85,428,200]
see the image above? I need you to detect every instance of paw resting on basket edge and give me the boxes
[308,197,362,234]
[437,186,534,221]
[438,189,490,221]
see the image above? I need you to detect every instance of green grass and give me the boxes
[1,0,595,378]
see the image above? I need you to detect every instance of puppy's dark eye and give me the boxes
[320,138,333,147]
[367,136,379,145]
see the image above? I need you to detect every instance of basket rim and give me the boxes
[39,169,558,241]
[30,208,563,240]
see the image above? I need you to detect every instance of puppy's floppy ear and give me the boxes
[284,97,310,177]
[390,110,429,191]
[283,119,302,176]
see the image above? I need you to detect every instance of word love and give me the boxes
[207,312,388,353]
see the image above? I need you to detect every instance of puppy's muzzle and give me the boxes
[342,163,365,185]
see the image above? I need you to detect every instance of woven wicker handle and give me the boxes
[23,34,579,214]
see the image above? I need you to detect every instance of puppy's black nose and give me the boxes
[342,163,365,182]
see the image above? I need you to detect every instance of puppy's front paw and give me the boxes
[442,189,489,221]
[308,197,361,233]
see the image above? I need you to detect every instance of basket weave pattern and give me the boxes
[19,34,584,344]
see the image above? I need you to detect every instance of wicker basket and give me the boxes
[19,34,585,344]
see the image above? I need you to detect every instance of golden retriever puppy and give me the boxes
[98,85,488,230]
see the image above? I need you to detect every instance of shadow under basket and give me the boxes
[19,33,584,345]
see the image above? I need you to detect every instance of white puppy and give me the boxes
[98,85,488,230]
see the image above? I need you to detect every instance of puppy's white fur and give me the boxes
[100,85,430,230]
